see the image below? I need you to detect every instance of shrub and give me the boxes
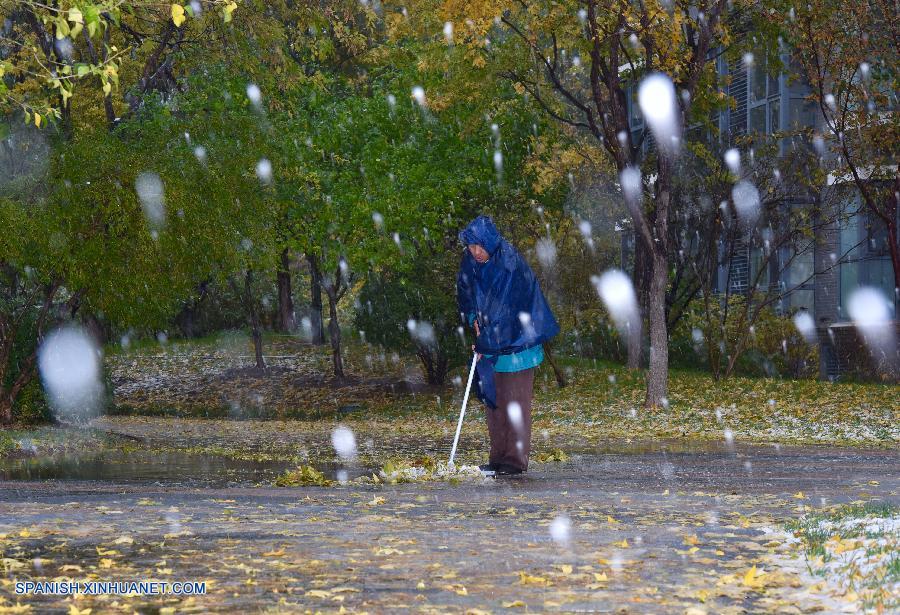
[565,307,628,363]
[12,379,51,425]
[681,296,818,379]
[2,307,51,424]
[354,258,467,386]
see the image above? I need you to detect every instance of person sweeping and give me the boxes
[456,215,560,476]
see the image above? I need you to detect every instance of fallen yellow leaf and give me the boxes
[742,565,765,588]
[442,584,467,595]
[373,547,404,556]
[518,571,549,586]
[305,589,331,598]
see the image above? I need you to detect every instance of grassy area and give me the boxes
[0,425,115,459]
[537,355,899,445]
[96,334,900,447]
[785,502,899,612]
[5,334,894,460]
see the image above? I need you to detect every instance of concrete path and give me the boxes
[1,441,897,613]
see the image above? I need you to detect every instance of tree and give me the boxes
[276,77,484,379]
[768,0,900,294]
[275,249,296,333]
[429,0,749,407]
[138,68,281,372]
[1,0,242,132]
[680,133,853,379]
[0,118,226,422]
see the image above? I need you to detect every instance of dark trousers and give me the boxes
[486,368,535,471]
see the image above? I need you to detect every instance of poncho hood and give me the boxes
[458,215,502,256]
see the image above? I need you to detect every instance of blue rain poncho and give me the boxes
[456,215,560,409]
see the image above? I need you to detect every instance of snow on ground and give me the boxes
[761,507,900,613]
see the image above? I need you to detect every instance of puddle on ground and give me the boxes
[0,448,373,486]
[2,438,855,488]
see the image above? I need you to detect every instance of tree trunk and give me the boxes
[645,156,672,409]
[0,345,42,426]
[243,270,266,371]
[419,349,449,386]
[0,282,60,425]
[306,254,326,345]
[629,234,651,369]
[436,354,448,386]
[276,249,296,333]
[543,343,567,388]
[646,250,669,408]
[324,286,344,380]
[885,213,900,297]
[625,317,642,371]
[0,395,11,425]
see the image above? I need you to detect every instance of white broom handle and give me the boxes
[449,352,479,465]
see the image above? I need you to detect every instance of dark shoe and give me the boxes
[478,463,497,477]
[495,463,524,476]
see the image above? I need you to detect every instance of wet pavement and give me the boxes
[0,449,294,486]
[1,441,897,613]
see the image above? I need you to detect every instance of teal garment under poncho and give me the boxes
[468,313,544,372]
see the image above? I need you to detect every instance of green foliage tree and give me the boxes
[1,0,242,132]
[0,120,210,422]
[275,61,549,379]
[0,62,289,423]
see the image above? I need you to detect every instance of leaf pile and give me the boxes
[532,448,569,463]
[372,457,483,484]
[274,465,332,487]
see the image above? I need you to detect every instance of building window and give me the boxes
[866,210,890,255]
[785,247,815,313]
[749,105,767,134]
[751,58,768,103]
[746,54,781,138]
[769,98,780,132]
[837,198,897,320]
